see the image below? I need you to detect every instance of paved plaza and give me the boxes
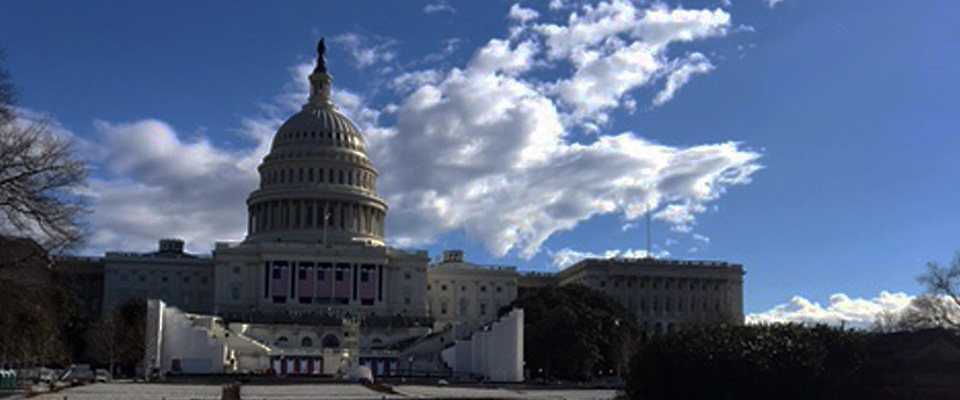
[22,383,619,400]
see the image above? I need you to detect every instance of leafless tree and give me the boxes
[0,49,87,250]
[873,252,960,332]
[0,50,15,123]
[914,251,960,329]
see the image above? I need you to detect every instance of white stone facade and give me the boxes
[554,258,745,335]
[426,251,519,327]
[103,239,214,315]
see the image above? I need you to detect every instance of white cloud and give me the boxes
[764,0,786,8]
[332,33,398,68]
[551,247,670,269]
[534,1,731,123]
[424,38,462,63]
[747,291,915,330]
[692,233,710,244]
[72,1,761,259]
[424,2,456,14]
[653,52,714,106]
[81,119,266,253]
[508,4,540,23]
[467,39,539,75]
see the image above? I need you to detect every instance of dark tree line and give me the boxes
[503,284,639,381]
[626,324,872,400]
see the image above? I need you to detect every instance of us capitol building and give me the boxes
[63,40,744,378]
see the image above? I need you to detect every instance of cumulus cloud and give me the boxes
[332,33,398,68]
[653,52,714,106]
[508,4,540,23]
[73,1,761,259]
[551,247,670,269]
[424,1,456,14]
[80,119,266,252]
[747,291,914,330]
[535,1,731,123]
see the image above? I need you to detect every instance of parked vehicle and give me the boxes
[94,369,112,383]
[60,364,94,384]
[38,368,58,384]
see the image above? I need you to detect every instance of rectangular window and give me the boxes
[335,270,344,281]
[299,269,307,280]
[273,269,282,279]
[360,271,369,282]
[317,269,326,280]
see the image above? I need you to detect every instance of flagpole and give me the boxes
[646,202,652,259]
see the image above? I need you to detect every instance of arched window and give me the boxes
[301,337,313,347]
[275,336,289,346]
[321,334,340,349]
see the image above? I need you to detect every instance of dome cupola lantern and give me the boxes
[306,38,334,109]
[244,38,387,246]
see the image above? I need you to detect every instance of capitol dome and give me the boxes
[245,39,386,246]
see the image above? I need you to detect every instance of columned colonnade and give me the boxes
[248,199,385,237]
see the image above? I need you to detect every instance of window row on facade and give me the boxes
[598,276,730,292]
[117,271,209,285]
[248,200,384,236]
[276,129,364,151]
[428,297,503,318]
[262,261,384,306]
[427,281,508,294]
[262,165,375,192]
[628,295,729,316]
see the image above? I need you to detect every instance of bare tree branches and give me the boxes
[0,119,88,249]
[0,49,15,124]
[917,252,960,308]
[0,51,88,249]
[912,251,960,330]
[874,252,960,332]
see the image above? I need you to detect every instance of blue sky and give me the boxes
[1,0,958,323]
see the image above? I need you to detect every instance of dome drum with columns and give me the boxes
[245,39,387,246]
